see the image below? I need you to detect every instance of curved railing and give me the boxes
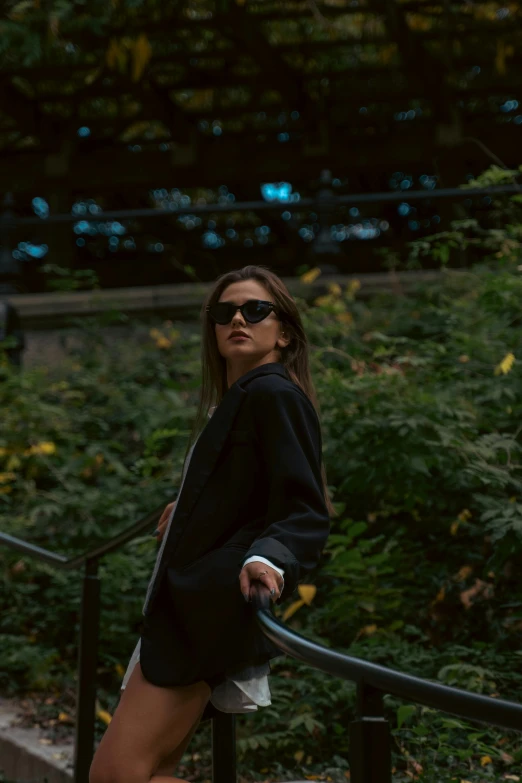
[1,528,521,783]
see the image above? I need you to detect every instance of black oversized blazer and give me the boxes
[139,361,330,691]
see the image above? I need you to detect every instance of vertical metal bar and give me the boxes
[212,712,236,783]
[74,558,101,783]
[349,682,391,783]
[0,192,17,282]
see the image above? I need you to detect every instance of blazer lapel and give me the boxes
[173,362,289,533]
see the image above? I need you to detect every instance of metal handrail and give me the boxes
[251,588,522,732]
[0,503,164,568]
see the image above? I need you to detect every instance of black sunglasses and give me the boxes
[206,299,281,325]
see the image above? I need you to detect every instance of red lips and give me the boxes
[229,330,250,339]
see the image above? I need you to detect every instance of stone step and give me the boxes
[0,697,72,783]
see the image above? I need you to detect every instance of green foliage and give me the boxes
[1,224,522,780]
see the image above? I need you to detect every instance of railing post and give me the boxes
[74,558,101,783]
[211,712,236,783]
[349,681,391,783]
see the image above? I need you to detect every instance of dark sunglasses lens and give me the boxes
[210,303,234,323]
[243,301,272,322]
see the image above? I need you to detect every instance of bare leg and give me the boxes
[89,662,211,783]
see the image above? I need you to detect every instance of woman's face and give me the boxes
[214,279,290,380]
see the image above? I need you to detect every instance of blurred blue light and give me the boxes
[213,126,222,136]
[281,211,291,221]
[261,182,293,202]
[277,132,290,142]
[76,238,85,247]
[349,207,359,217]
[398,202,410,216]
[77,126,91,137]
[290,110,300,120]
[408,220,419,230]
[203,231,224,249]
[17,241,48,258]
[32,197,49,219]
[244,238,254,247]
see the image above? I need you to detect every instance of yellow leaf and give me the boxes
[294,750,305,763]
[58,712,71,722]
[336,312,353,325]
[450,520,459,536]
[96,709,112,725]
[298,584,316,605]
[458,509,472,522]
[115,663,126,677]
[480,755,492,766]
[300,267,321,284]
[0,472,16,483]
[27,442,56,456]
[132,34,152,82]
[355,624,378,640]
[282,599,305,621]
[455,565,473,582]
[328,282,342,296]
[314,295,332,307]
[494,352,515,375]
[155,336,172,349]
[346,279,361,297]
[433,587,445,603]
[106,39,120,70]
[496,40,506,75]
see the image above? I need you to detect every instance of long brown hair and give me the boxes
[183,264,337,518]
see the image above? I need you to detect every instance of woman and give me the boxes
[90,265,334,783]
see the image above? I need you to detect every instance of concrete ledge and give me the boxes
[5,271,443,330]
[0,697,73,783]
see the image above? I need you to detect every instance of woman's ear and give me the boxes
[277,329,291,350]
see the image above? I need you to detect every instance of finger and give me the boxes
[255,574,281,603]
[158,501,174,525]
[238,568,251,601]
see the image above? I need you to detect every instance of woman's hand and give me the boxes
[153,500,177,543]
[239,562,284,604]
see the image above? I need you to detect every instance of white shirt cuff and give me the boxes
[242,555,285,580]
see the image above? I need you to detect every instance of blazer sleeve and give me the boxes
[242,382,330,599]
